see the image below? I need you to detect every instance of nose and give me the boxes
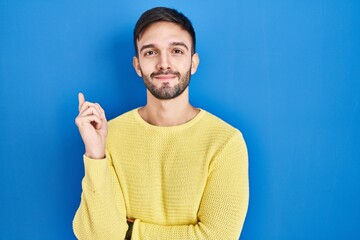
[156,53,171,70]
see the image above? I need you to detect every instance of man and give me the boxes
[73,7,249,240]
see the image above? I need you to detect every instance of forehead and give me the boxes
[137,21,192,49]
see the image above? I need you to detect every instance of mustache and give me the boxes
[150,70,181,78]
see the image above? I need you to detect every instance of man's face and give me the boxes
[133,21,199,100]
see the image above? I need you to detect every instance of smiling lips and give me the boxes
[154,75,177,81]
[151,70,181,81]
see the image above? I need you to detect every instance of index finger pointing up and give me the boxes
[78,92,85,112]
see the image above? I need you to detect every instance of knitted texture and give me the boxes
[73,109,249,240]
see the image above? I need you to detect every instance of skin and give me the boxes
[133,22,200,126]
[75,93,107,159]
[75,21,200,159]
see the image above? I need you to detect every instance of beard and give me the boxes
[141,68,192,100]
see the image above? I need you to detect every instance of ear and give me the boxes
[133,56,142,77]
[190,53,200,75]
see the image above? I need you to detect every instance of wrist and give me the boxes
[85,150,105,159]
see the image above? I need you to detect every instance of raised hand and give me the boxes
[75,93,108,159]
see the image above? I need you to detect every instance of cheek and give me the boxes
[184,61,193,72]
[138,60,154,74]
[175,58,192,70]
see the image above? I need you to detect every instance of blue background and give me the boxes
[1,0,359,239]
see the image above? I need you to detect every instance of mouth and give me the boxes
[153,75,177,81]
[151,70,180,81]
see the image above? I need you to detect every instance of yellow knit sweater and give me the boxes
[73,109,249,240]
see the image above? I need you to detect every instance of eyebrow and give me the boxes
[170,42,189,51]
[139,42,189,53]
[140,44,156,53]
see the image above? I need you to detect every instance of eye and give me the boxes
[144,50,157,56]
[172,49,184,54]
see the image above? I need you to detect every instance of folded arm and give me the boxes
[131,132,249,240]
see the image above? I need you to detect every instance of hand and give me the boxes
[75,93,108,159]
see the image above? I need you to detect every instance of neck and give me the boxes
[138,88,199,127]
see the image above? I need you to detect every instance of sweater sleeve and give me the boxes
[72,154,128,240]
[131,131,249,240]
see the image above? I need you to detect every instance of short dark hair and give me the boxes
[133,7,196,56]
